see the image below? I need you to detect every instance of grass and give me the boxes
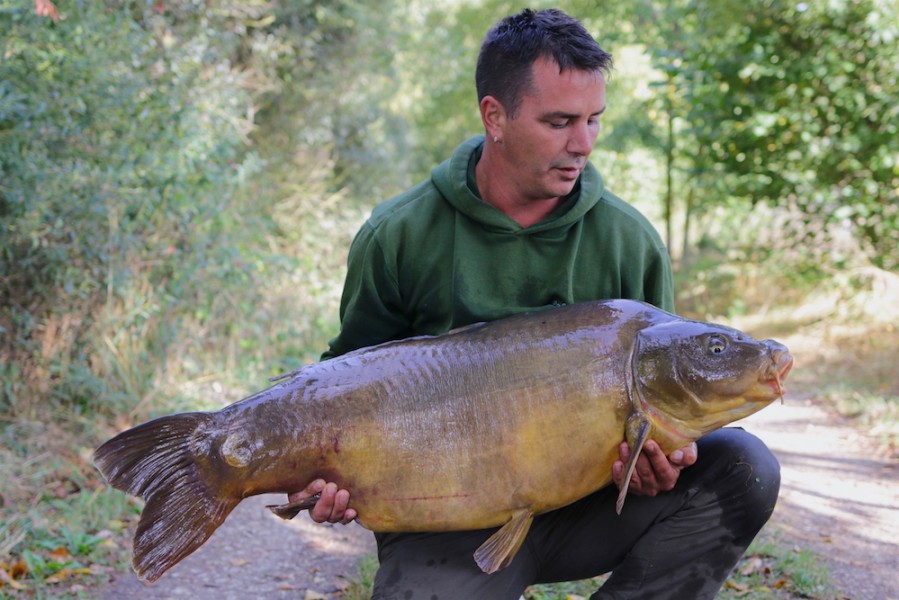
[715,530,837,600]
[0,456,141,597]
[338,555,378,599]
[524,576,608,599]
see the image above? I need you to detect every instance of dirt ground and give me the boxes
[98,392,898,600]
[740,398,897,600]
[100,496,376,599]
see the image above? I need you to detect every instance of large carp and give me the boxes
[93,299,792,583]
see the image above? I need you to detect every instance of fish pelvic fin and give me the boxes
[267,494,320,520]
[616,414,651,515]
[93,413,239,583]
[473,509,534,574]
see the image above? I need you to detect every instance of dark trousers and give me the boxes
[370,428,780,600]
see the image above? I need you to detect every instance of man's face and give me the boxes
[501,57,606,202]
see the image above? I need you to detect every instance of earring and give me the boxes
[493,135,499,143]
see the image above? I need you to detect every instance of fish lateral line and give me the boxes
[385,492,474,502]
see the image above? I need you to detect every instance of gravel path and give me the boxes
[99,398,898,599]
[100,495,375,599]
[741,398,898,600]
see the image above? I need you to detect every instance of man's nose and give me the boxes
[567,122,596,156]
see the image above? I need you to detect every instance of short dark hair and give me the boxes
[476,8,613,116]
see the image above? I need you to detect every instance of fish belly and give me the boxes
[272,328,633,532]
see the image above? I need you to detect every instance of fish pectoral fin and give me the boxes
[473,509,534,574]
[616,414,652,515]
[266,494,321,520]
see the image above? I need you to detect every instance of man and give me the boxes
[289,8,780,599]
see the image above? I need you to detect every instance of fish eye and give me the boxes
[707,335,728,355]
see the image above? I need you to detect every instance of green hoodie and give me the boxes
[323,136,673,359]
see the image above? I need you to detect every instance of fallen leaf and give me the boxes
[230,558,250,567]
[739,556,765,576]
[304,590,328,600]
[0,568,28,590]
[725,579,749,592]
[45,568,73,584]
[48,546,73,561]
[45,567,94,584]
[9,560,28,579]
[773,578,788,589]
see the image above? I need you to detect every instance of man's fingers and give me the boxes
[670,442,698,468]
[616,440,694,496]
[285,480,355,524]
[632,456,658,495]
[288,478,325,503]
[333,490,357,524]
[309,482,339,523]
[332,488,350,520]
[646,442,680,492]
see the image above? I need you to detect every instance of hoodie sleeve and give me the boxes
[321,221,410,360]
[644,242,675,314]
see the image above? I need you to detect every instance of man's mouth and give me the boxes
[554,165,582,178]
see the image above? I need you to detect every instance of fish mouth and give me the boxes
[761,347,793,401]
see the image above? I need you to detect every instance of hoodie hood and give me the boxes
[430,136,606,235]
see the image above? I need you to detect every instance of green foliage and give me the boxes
[0,0,265,417]
[637,0,899,271]
[0,0,408,419]
[0,2,406,592]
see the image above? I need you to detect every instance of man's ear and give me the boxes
[479,95,507,142]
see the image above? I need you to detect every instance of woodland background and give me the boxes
[1,0,896,595]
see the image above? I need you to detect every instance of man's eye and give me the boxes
[551,121,568,129]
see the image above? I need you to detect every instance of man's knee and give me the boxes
[697,428,780,530]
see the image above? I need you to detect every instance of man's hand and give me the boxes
[612,440,698,496]
[289,479,356,525]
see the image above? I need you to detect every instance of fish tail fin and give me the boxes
[93,413,239,582]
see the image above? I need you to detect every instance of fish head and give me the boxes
[631,319,793,446]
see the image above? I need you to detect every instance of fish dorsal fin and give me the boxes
[616,414,651,515]
[473,509,534,574]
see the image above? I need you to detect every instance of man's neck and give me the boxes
[475,149,563,228]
